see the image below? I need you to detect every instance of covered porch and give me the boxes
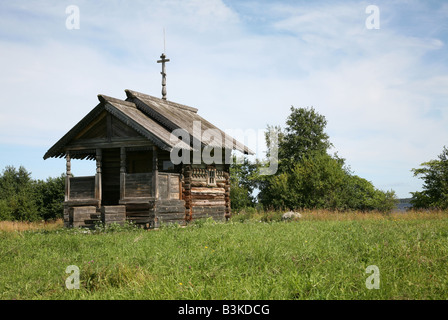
[63,146,184,228]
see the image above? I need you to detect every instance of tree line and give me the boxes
[231,106,448,212]
[0,166,64,221]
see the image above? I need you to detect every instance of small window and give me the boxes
[208,168,216,186]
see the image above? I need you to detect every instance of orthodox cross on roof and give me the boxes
[157,53,170,100]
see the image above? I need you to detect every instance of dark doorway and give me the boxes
[101,148,121,205]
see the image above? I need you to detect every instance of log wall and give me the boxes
[155,199,187,226]
[182,164,230,221]
[101,205,126,225]
[68,206,97,228]
[125,202,156,228]
[182,165,192,221]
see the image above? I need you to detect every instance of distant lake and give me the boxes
[395,198,413,211]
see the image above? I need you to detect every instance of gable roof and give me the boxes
[125,90,253,154]
[44,90,254,160]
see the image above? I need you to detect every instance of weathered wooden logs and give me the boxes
[69,206,97,228]
[101,205,126,226]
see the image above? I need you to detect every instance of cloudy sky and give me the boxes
[0,0,447,198]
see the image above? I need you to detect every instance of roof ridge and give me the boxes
[98,94,136,108]
[125,89,198,113]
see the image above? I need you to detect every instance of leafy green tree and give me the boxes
[279,106,332,172]
[230,156,258,210]
[0,165,33,199]
[258,106,397,212]
[8,192,37,221]
[33,174,65,220]
[0,165,65,221]
[0,199,13,220]
[411,146,448,209]
[0,165,39,221]
[344,175,396,212]
[259,152,342,209]
[259,152,396,211]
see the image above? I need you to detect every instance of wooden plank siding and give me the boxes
[158,173,181,200]
[123,173,153,198]
[69,176,96,200]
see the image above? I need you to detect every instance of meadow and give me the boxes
[0,210,447,300]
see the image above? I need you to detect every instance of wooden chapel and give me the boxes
[43,54,253,228]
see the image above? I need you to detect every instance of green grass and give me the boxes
[1,212,448,300]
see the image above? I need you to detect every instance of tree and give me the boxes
[411,146,448,209]
[0,165,66,221]
[230,156,258,210]
[259,152,341,209]
[33,175,65,220]
[343,174,396,212]
[279,106,332,172]
[258,106,397,212]
[0,165,33,199]
[0,165,38,221]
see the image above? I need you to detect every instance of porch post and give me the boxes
[95,148,102,204]
[153,146,159,199]
[65,152,72,201]
[120,147,126,201]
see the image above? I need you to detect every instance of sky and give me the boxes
[0,0,447,198]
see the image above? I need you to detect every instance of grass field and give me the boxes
[0,210,447,300]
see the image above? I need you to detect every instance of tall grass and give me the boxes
[1,211,447,300]
[0,219,63,232]
[231,207,448,222]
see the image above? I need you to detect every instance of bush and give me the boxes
[33,175,65,221]
[0,165,65,221]
[411,146,448,209]
[0,199,13,221]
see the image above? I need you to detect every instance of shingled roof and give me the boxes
[43,90,254,160]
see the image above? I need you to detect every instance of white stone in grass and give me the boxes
[282,211,302,220]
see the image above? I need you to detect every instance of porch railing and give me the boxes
[122,172,154,200]
[68,176,96,200]
[65,172,181,205]
[120,172,181,202]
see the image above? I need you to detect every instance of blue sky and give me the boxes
[0,0,448,198]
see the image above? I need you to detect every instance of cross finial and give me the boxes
[157,53,170,100]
